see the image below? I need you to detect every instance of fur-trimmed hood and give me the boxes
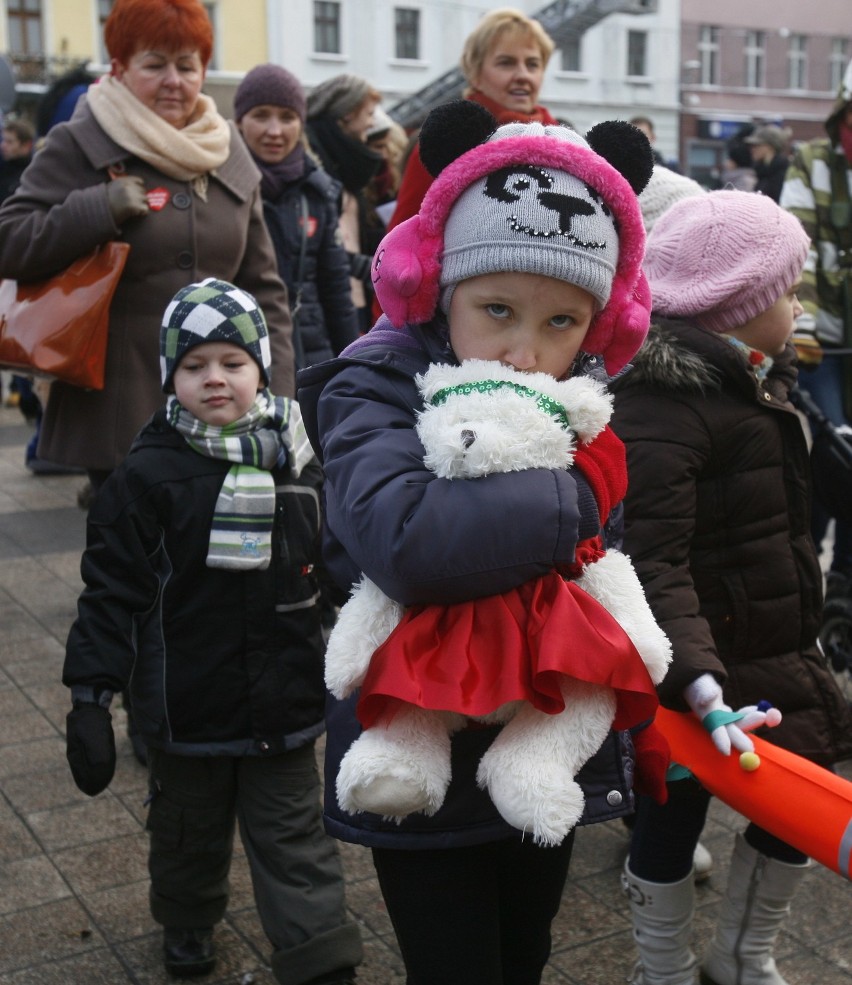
[615,316,797,405]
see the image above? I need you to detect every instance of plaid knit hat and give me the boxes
[234,63,306,123]
[644,190,810,334]
[160,278,271,393]
[371,101,654,375]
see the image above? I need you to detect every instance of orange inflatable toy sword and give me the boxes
[655,706,852,881]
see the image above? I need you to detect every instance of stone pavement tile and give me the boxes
[17,682,68,733]
[0,596,47,645]
[2,765,90,814]
[83,880,159,943]
[548,927,636,984]
[0,896,107,975]
[350,934,406,984]
[116,924,269,985]
[0,856,70,915]
[51,831,149,896]
[341,869,395,939]
[816,937,852,980]
[26,795,141,852]
[1,634,65,681]
[38,549,85,590]
[551,879,630,951]
[0,797,42,862]
[0,703,55,745]
[0,948,132,984]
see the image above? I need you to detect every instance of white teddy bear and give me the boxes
[325,359,671,846]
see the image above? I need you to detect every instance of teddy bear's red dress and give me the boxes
[356,426,661,739]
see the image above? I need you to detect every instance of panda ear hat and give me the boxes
[371,101,654,376]
[419,100,654,195]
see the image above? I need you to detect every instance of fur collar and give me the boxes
[620,317,798,404]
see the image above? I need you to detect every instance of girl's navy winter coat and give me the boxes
[297,318,644,849]
[261,157,359,370]
[63,410,328,757]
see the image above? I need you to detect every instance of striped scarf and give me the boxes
[167,392,315,570]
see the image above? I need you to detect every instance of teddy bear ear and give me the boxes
[585,120,654,195]
[419,100,498,178]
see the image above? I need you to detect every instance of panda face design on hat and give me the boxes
[487,164,610,246]
[440,160,619,307]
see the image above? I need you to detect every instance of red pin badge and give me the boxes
[146,187,171,211]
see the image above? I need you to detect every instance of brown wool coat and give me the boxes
[0,102,294,471]
[611,319,852,768]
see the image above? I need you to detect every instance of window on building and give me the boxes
[97,0,115,62]
[627,31,647,77]
[202,3,218,68]
[394,7,420,60]
[560,35,581,73]
[788,34,807,90]
[314,0,341,55]
[744,30,764,89]
[830,38,848,91]
[698,25,719,85]
[7,0,43,55]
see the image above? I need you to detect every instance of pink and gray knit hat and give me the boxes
[644,189,810,333]
[371,102,655,376]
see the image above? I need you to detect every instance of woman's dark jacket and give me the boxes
[261,157,359,370]
[754,152,790,202]
[63,409,327,757]
[297,318,645,849]
[611,319,852,767]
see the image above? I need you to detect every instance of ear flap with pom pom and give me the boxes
[419,101,498,178]
[583,270,652,376]
[586,120,654,195]
[371,216,443,327]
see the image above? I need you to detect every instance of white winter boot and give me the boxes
[622,862,698,985]
[699,833,810,985]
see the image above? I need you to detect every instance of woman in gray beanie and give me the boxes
[305,73,383,332]
[236,64,359,368]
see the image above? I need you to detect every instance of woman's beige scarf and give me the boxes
[87,75,230,200]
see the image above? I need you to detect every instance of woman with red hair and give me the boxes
[0,3,365,983]
[0,0,294,484]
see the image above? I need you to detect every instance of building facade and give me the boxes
[1,0,850,182]
[679,0,851,185]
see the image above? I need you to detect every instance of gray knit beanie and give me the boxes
[439,123,620,311]
[234,63,306,123]
[161,278,271,393]
[307,73,374,122]
[638,165,706,233]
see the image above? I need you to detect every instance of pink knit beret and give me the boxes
[644,189,810,333]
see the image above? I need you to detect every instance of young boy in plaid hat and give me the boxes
[62,278,362,984]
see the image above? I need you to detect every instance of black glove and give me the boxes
[66,703,116,796]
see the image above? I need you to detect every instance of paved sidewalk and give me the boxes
[0,404,849,985]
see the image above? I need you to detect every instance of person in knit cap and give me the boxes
[612,191,852,985]
[63,278,363,983]
[234,64,359,370]
[297,100,683,984]
[305,73,383,333]
[638,164,706,233]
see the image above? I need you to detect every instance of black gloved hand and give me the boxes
[66,702,116,796]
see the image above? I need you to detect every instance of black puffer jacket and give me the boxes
[611,319,852,766]
[63,409,328,757]
[261,158,359,370]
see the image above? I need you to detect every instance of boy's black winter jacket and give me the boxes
[63,409,328,757]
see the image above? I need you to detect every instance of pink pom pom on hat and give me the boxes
[643,189,810,334]
[370,105,654,376]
